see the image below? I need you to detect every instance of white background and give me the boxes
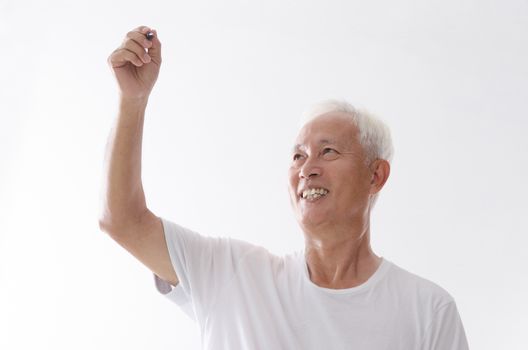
[1,0,527,349]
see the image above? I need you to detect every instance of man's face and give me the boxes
[288,112,374,231]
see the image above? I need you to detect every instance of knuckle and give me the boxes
[122,38,135,48]
[123,39,143,53]
[107,49,119,62]
[119,50,132,62]
[132,26,150,36]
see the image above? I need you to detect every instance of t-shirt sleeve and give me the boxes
[153,217,257,324]
[420,301,469,350]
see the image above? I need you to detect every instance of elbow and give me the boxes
[97,203,126,236]
[98,216,116,236]
[98,217,129,240]
[98,210,124,237]
[98,201,115,235]
[98,208,149,238]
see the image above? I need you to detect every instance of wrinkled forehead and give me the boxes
[293,112,359,151]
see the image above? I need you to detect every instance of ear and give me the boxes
[369,159,390,194]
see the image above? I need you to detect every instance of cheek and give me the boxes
[288,169,297,185]
[344,175,371,197]
[335,173,368,197]
[287,171,299,198]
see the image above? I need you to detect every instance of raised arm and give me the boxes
[98,26,178,286]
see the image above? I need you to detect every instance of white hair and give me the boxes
[300,98,395,208]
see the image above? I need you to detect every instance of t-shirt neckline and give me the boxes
[298,250,392,295]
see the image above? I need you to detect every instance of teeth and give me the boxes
[302,188,329,199]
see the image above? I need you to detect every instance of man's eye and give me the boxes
[293,154,303,160]
[322,148,339,160]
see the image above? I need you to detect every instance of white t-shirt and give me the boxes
[154,218,469,350]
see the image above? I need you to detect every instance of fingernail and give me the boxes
[144,53,151,62]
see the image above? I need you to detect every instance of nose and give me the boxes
[299,159,322,179]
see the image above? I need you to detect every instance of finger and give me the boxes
[134,25,152,35]
[127,26,161,63]
[121,34,152,63]
[108,48,144,68]
[145,29,162,64]
[125,29,153,49]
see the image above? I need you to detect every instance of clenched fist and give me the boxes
[108,26,162,100]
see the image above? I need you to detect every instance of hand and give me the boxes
[108,26,162,100]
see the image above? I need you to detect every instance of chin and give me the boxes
[299,211,331,230]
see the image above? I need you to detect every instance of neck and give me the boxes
[302,219,381,289]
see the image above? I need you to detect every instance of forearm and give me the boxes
[99,97,150,230]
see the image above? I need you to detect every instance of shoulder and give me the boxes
[384,260,455,310]
[161,218,259,254]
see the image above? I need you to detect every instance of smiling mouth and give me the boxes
[301,188,329,200]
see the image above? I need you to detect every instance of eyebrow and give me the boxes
[292,139,338,153]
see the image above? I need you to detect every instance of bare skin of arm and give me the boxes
[99,26,178,286]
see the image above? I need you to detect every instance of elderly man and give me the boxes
[100,26,469,349]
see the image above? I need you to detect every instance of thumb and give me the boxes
[147,29,162,64]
